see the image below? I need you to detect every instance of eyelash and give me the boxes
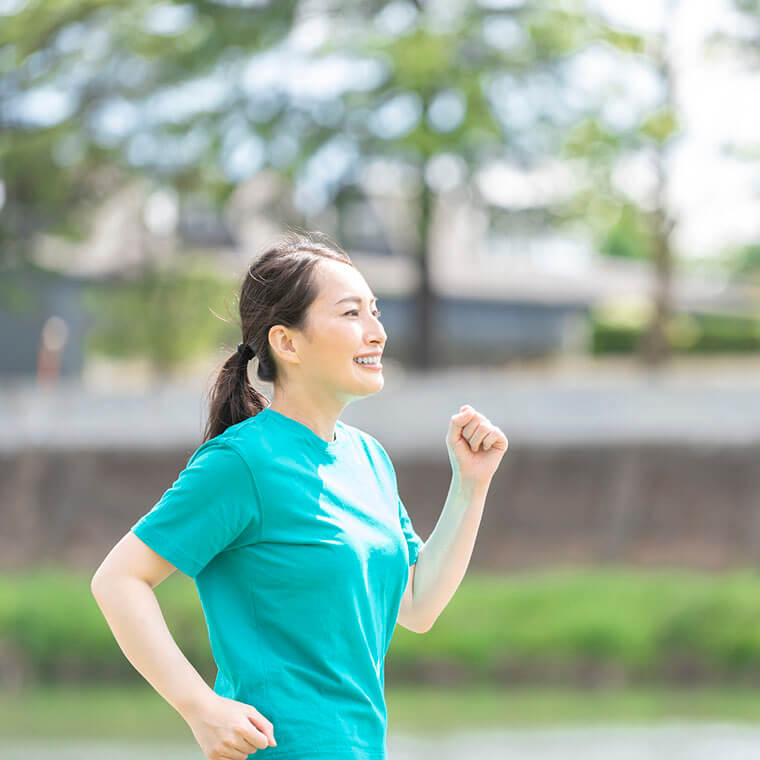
[345,309,382,317]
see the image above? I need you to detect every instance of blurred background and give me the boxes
[3,0,760,757]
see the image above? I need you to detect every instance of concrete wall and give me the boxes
[3,440,759,574]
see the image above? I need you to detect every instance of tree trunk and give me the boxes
[412,184,435,371]
[638,27,677,369]
[638,168,673,367]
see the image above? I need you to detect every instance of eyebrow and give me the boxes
[335,296,378,306]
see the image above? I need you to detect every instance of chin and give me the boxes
[354,375,384,396]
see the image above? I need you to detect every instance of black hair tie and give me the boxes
[237,342,255,362]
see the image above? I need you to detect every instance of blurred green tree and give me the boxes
[559,0,682,366]
[711,0,760,287]
[2,0,599,370]
[0,0,303,268]
[5,0,709,370]
[280,0,602,367]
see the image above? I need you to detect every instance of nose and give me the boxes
[367,316,386,348]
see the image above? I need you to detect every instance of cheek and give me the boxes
[319,323,358,367]
[333,320,361,349]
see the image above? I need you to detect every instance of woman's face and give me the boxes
[272,258,388,402]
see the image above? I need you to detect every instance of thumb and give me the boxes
[247,711,277,747]
[450,405,473,429]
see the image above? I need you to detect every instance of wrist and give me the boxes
[451,472,489,496]
[176,687,218,721]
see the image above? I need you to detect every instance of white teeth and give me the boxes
[354,356,380,365]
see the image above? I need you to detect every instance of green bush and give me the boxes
[7,567,760,686]
[0,569,216,684]
[591,309,760,355]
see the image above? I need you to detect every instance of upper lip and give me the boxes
[354,352,383,359]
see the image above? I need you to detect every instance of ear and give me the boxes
[268,325,300,366]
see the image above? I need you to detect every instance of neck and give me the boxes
[268,390,345,444]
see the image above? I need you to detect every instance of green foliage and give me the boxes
[388,569,667,678]
[525,8,590,56]
[730,243,760,275]
[597,27,647,54]
[600,202,655,260]
[639,106,681,145]
[690,314,760,353]
[81,261,239,369]
[0,567,216,683]
[591,322,640,354]
[0,0,302,262]
[591,308,760,355]
[9,567,760,686]
[3,0,603,269]
[563,118,621,160]
[554,9,685,330]
[391,568,760,681]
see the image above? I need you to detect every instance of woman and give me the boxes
[91,232,508,760]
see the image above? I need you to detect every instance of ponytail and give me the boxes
[201,342,269,443]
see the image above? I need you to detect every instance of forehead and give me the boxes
[314,259,373,301]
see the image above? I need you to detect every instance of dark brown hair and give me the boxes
[202,231,354,443]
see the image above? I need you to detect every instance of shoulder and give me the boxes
[185,436,252,486]
[189,415,274,487]
[208,413,273,460]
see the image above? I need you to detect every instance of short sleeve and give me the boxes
[398,495,424,566]
[361,429,425,566]
[130,440,260,579]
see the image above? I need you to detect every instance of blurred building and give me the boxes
[1,170,755,377]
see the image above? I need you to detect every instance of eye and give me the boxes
[344,309,382,317]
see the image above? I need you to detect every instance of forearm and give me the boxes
[91,574,214,719]
[411,476,490,629]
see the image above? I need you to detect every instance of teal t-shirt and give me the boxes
[130,406,424,760]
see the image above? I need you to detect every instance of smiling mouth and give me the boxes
[353,356,382,369]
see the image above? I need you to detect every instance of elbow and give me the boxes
[90,570,106,601]
[90,565,115,601]
[413,612,436,634]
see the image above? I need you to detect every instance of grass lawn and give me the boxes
[3,684,760,740]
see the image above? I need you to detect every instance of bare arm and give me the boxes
[91,531,276,757]
[90,532,214,719]
[403,477,489,632]
[402,405,508,632]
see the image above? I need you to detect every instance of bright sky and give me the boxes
[592,0,760,259]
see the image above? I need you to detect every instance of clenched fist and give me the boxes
[446,404,508,486]
[184,692,277,759]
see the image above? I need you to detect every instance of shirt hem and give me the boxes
[256,745,385,759]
